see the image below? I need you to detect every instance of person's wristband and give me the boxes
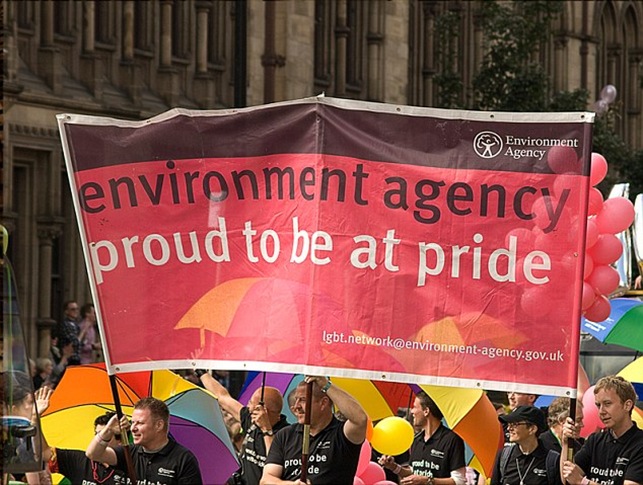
[195,369,207,378]
[96,434,110,446]
[321,378,332,393]
[393,464,402,474]
[581,477,590,485]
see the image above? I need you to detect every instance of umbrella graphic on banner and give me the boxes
[581,298,643,352]
[41,364,240,485]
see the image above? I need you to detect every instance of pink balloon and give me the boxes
[547,145,578,174]
[587,265,620,296]
[588,188,604,216]
[359,462,386,485]
[354,477,366,485]
[580,386,604,438]
[595,197,635,234]
[590,153,608,186]
[356,440,372,476]
[581,282,596,310]
[374,482,399,485]
[589,233,623,265]
[583,294,611,322]
[585,219,599,249]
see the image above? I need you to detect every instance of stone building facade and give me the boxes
[3,0,642,359]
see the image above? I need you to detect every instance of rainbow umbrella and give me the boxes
[41,364,239,484]
[617,356,643,401]
[582,298,643,352]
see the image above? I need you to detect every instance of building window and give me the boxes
[53,1,72,37]
[208,1,228,67]
[17,2,34,30]
[314,0,332,88]
[345,0,364,92]
[95,1,115,45]
[134,2,152,51]
[172,1,190,59]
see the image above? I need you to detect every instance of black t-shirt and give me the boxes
[53,448,124,485]
[575,423,643,485]
[539,430,584,455]
[490,441,562,485]
[237,406,289,485]
[265,417,361,485]
[409,425,466,478]
[114,437,203,484]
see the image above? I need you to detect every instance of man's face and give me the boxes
[506,421,535,444]
[291,386,325,424]
[507,392,534,410]
[410,397,427,428]
[595,387,630,430]
[130,408,161,447]
[65,302,79,319]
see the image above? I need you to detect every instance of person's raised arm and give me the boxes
[306,376,367,444]
[197,371,243,421]
[86,414,120,465]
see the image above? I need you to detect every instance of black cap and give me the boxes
[500,405,547,433]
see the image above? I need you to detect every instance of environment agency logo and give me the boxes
[473,131,503,158]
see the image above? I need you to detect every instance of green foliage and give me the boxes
[434,10,464,108]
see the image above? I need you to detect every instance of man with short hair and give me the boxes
[55,301,81,366]
[86,397,203,484]
[491,406,562,485]
[379,391,466,485]
[261,376,368,485]
[562,375,643,485]
[197,371,289,485]
[46,412,124,484]
[540,397,584,454]
[507,391,538,411]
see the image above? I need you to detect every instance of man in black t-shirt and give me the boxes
[262,376,368,485]
[87,397,202,484]
[562,376,643,485]
[539,396,584,454]
[379,391,466,485]
[197,371,289,485]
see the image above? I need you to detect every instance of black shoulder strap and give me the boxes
[546,449,560,485]
[499,443,515,481]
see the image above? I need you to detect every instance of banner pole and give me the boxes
[109,374,138,484]
[301,381,313,483]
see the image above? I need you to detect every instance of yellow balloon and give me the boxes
[370,416,415,456]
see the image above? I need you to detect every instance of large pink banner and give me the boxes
[58,98,593,395]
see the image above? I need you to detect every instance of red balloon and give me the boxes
[583,253,594,279]
[585,219,599,249]
[547,145,578,174]
[587,265,620,296]
[583,294,611,322]
[581,282,596,310]
[354,477,366,485]
[595,197,635,234]
[359,462,386,485]
[588,188,604,216]
[580,386,604,438]
[590,153,608,186]
[589,233,623,265]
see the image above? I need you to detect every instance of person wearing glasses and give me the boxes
[54,301,81,366]
[46,411,125,484]
[491,406,562,485]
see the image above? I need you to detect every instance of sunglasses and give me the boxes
[506,421,533,428]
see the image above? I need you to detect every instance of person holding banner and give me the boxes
[86,397,203,485]
[491,406,562,485]
[561,376,643,485]
[539,397,584,454]
[196,370,290,485]
[261,375,367,485]
[379,391,466,485]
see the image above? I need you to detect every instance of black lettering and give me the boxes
[167,160,180,203]
[232,169,259,200]
[353,163,369,206]
[264,166,295,199]
[300,167,316,201]
[383,177,409,210]
[514,186,537,220]
[414,179,445,224]
[138,173,165,205]
[184,171,200,203]
[320,168,346,201]
[203,171,229,202]
[446,182,473,216]
[79,182,106,213]
[108,177,137,209]
[480,184,506,217]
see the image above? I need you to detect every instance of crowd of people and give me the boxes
[2,365,643,485]
[3,301,642,485]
